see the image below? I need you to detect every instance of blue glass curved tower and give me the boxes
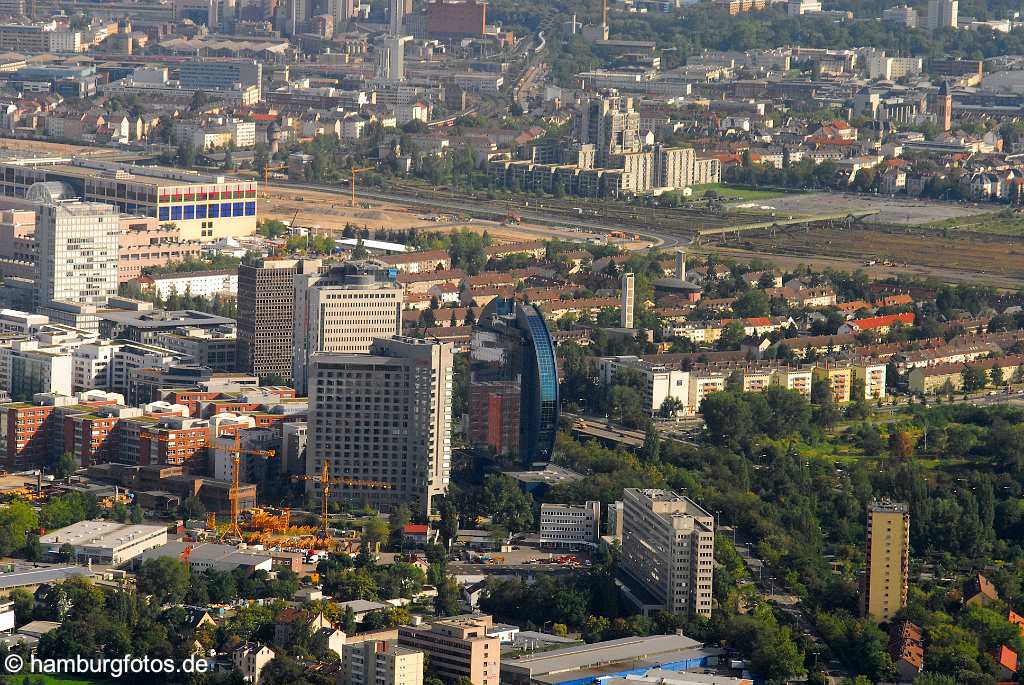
[516,304,560,462]
[468,299,560,463]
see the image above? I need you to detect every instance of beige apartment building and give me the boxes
[292,263,402,394]
[813,365,853,403]
[398,615,500,685]
[620,488,715,618]
[345,639,423,685]
[862,501,910,623]
[307,336,452,516]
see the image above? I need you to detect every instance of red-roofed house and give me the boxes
[1009,610,1024,637]
[403,523,437,546]
[994,645,1018,680]
[839,313,915,335]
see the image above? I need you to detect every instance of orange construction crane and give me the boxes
[180,543,195,563]
[348,166,375,208]
[292,462,391,538]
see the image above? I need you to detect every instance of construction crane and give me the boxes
[261,163,288,184]
[292,462,391,539]
[218,432,276,540]
[348,166,375,208]
[180,543,195,563]
[147,430,275,540]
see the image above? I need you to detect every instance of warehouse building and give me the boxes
[39,520,168,566]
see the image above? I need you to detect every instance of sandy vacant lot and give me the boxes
[262,185,597,245]
[731,192,993,226]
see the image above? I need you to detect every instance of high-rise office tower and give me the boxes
[468,299,558,463]
[862,500,910,622]
[620,488,715,618]
[620,272,635,329]
[926,0,957,30]
[292,262,403,395]
[327,0,353,24]
[376,36,408,82]
[307,336,453,516]
[388,0,404,34]
[237,257,321,381]
[30,182,119,310]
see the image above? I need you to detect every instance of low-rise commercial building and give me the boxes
[39,520,168,565]
[538,501,601,548]
[501,634,720,685]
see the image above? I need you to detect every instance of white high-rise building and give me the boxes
[927,0,957,30]
[292,263,403,394]
[620,272,635,329]
[377,36,408,82]
[388,0,405,35]
[308,336,453,516]
[31,183,119,311]
[620,488,715,618]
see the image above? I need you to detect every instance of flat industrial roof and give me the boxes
[40,520,167,549]
[501,634,704,677]
[0,565,90,589]
[99,310,235,328]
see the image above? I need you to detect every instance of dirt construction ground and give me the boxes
[262,186,591,244]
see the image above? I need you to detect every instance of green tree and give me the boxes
[0,500,39,557]
[55,452,78,481]
[434,576,461,616]
[136,557,189,605]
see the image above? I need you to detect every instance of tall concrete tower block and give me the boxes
[621,272,635,329]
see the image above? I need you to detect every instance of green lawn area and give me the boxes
[691,183,796,201]
[923,209,1024,236]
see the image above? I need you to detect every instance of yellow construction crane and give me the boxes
[262,163,288,184]
[147,431,275,540]
[348,166,375,208]
[219,433,276,540]
[292,462,391,538]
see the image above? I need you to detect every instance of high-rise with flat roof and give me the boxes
[862,500,910,623]
[31,182,119,311]
[292,262,403,394]
[620,488,715,618]
[398,615,500,685]
[308,336,452,515]
[237,257,321,381]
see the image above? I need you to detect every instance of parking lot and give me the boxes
[731,192,993,225]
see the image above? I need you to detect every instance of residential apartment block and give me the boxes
[862,500,910,623]
[398,615,500,685]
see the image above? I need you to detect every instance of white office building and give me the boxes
[292,264,402,394]
[620,488,715,618]
[39,520,168,566]
[539,501,601,548]
[31,182,119,310]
